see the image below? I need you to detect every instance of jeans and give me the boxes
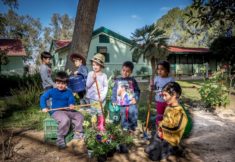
[120,104,138,131]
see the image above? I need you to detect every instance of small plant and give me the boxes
[199,70,229,108]
[84,122,133,159]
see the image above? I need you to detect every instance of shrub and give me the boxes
[10,79,42,108]
[0,73,42,96]
[199,70,229,108]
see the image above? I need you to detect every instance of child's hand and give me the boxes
[130,98,136,105]
[42,108,49,113]
[69,104,75,110]
[112,102,117,106]
[74,71,78,75]
[157,127,163,139]
[92,72,97,80]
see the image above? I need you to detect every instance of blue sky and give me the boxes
[0,0,192,38]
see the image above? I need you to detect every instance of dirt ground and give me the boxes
[1,97,235,162]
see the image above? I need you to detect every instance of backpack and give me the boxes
[181,104,193,138]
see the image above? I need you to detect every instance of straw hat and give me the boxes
[70,53,86,65]
[90,53,105,67]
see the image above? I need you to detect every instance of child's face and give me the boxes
[56,81,67,91]
[157,65,168,77]
[74,59,82,67]
[43,57,51,65]
[162,91,177,105]
[92,61,102,73]
[121,66,132,78]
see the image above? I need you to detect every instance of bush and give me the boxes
[10,79,42,108]
[199,70,229,108]
[0,73,42,96]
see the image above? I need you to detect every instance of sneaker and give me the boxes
[145,140,159,154]
[56,137,66,149]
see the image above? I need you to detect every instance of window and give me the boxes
[99,34,110,43]
[96,46,110,62]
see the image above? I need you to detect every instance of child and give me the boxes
[40,71,84,149]
[70,53,88,104]
[145,82,188,161]
[86,53,108,131]
[153,61,174,126]
[39,51,56,91]
[111,61,140,133]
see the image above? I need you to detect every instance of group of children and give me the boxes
[39,51,189,161]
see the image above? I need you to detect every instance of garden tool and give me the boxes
[94,77,106,131]
[143,76,154,140]
[45,102,100,112]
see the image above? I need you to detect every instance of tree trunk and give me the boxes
[65,0,100,72]
[150,57,156,81]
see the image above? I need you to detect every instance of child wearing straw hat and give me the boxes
[86,53,108,132]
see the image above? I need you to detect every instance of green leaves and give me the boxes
[199,70,230,108]
[131,23,169,64]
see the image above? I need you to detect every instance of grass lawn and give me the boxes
[177,80,202,101]
[1,104,48,130]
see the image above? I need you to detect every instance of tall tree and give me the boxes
[131,24,169,77]
[65,0,100,71]
[156,7,224,47]
[1,10,42,57]
[0,49,9,74]
[186,0,235,35]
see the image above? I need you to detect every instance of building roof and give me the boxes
[168,46,210,53]
[52,26,133,52]
[0,39,26,56]
[93,26,132,44]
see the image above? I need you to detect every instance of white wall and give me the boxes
[54,33,151,76]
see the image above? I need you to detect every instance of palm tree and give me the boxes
[131,24,169,133]
[131,24,169,77]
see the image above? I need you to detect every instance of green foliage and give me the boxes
[187,0,234,30]
[199,70,229,108]
[210,36,235,65]
[1,10,42,56]
[0,50,9,73]
[0,73,42,96]
[131,24,168,76]
[106,75,115,101]
[84,122,133,157]
[155,7,222,47]
[2,106,47,130]
[10,79,42,108]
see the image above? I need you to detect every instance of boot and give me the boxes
[97,115,106,131]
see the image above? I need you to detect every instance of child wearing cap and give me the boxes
[86,53,108,132]
[39,51,56,91]
[70,53,88,104]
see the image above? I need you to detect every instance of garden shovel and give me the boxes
[143,75,154,140]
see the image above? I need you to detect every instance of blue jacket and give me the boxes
[40,88,75,115]
[77,65,88,79]
[111,77,140,105]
